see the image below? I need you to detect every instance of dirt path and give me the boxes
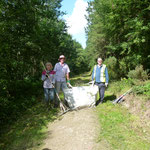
[40,108,101,150]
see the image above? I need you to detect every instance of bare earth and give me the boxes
[40,108,102,150]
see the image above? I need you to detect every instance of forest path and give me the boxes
[39,108,107,150]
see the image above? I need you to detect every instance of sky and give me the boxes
[61,0,90,48]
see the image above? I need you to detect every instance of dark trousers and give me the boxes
[95,82,105,104]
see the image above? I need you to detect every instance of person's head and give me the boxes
[45,62,53,71]
[97,58,103,66]
[59,55,65,64]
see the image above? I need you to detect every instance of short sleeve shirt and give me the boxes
[54,62,70,82]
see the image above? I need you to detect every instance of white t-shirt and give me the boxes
[54,62,70,82]
[41,70,55,88]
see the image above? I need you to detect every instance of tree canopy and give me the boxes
[86,0,150,75]
[0,0,87,125]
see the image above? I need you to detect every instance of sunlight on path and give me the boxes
[39,108,103,150]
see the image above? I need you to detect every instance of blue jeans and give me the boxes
[95,82,105,103]
[44,88,55,102]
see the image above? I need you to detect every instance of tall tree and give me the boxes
[86,0,150,71]
[0,0,86,125]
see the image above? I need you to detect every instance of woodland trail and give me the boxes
[39,108,107,150]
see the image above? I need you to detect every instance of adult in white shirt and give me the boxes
[54,55,70,107]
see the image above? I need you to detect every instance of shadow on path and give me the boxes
[103,94,116,103]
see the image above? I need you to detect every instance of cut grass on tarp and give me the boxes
[96,92,150,150]
[0,102,58,150]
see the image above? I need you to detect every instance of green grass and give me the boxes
[108,78,150,100]
[96,91,150,150]
[71,72,91,86]
[0,102,58,150]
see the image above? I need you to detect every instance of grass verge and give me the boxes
[0,102,58,150]
[96,89,150,150]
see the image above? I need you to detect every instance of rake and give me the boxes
[112,88,132,104]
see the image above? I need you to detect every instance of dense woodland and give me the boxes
[0,0,87,125]
[0,0,150,127]
[85,0,150,79]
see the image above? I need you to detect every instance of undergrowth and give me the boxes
[133,81,150,99]
[0,103,58,150]
[108,78,150,100]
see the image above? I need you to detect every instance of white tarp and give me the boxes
[63,85,98,109]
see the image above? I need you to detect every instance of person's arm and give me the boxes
[41,74,47,81]
[66,72,72,88]
[105,67,109,87]
[51,71,55,84]
[66,65,70,83]
[105,67,109,83]
[66,73,70,81]
[66,65,72,88]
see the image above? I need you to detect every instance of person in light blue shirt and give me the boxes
[54,55,71,107]
[92,58,109,105]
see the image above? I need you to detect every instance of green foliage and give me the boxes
[104,56,119,80]
[0,0,87,126]
[133,82,150,98]
[119,55,142,77]
[108,78,134,94]
[128,65,148,81]
[0,80,42,125]
[71,72,91,86]
[86,0,150,75]
[0,103,58,150]
[67,41,89,75]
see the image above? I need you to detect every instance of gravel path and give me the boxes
[40,108,101,150]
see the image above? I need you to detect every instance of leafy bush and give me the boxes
[119,55,142,77]
[108,78,134,94]
[104,57,120,80]
[133,82,150,98]
[128,65,148,81]
[0,79,42,125]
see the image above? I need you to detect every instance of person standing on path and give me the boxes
[54,55,71,107]
[42,62,55,108]
[92,58,109,105]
